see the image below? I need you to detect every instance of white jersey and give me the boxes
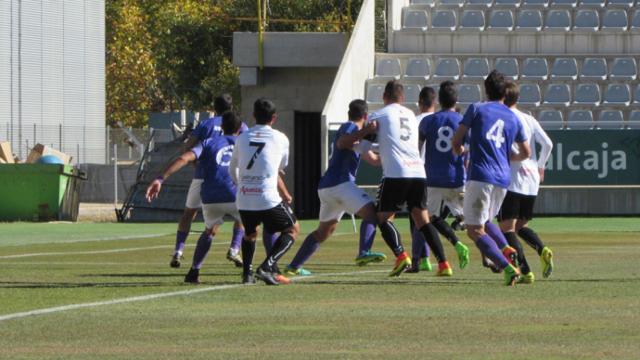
[416,111,433,163]
[369,103,426,179]
[229,124,289,211]
[508,108,553,196]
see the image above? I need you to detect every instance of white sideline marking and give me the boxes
[0,269,386,322]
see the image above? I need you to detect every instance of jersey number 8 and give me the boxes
[436,126,454,152]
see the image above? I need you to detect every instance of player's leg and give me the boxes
[354,202,387,265]
[262,230,278,254]
[482,188,519,267]
[516,195,554,278]
[184,203,225,284]
[376,179,411,277]
[238,210,260,284]
[430,187,469,269]
[463,181,520,285]
[225,220,244,268]
[410,181,451,276]
[172,179,203,268]
[405,216,432,273]
[286,220,337,276]
[498,192,533,283]
[256,203,300,285]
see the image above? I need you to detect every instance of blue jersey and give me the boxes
[318,121,361,189]
[461,102,527,188]
[419,110,466,188]
[191,136,237,204]
[192,116,248,179]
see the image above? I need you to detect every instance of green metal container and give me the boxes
[0,164,85,221]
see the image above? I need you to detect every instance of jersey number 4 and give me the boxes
[485,120,505,149]
[247,141,266,169]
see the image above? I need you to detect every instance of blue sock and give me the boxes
[230,227,244,252]
[475,234,509,269]
[263,231,278,255]
[411,229,425,261]
[192,232,213,270]
[485,221,509,249]
[289,233,320,269]
[174,231,189,255]
[358,220,376,256]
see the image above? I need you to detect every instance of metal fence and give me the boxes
[0,123,176,165]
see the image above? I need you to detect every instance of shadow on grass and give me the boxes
[294,277,640,286]
[0,281,166,289]
[79,272,234,278]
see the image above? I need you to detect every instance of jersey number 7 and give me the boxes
[247,141,266,169]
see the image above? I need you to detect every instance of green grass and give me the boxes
[1,218,639,359]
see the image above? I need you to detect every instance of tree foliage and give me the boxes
[106,0,364,127]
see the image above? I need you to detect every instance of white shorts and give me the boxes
[185,179,203,209]
[202,202,241,229]
[318,181,372,222]
[463,180,507,226]
[427,186,464,218]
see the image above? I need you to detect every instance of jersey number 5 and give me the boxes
[485,120,505,149]
[247,141,266,169]
[399,117,411,141]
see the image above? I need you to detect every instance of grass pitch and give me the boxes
[0,218,639,359]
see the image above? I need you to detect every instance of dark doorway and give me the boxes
[293,111,321,219]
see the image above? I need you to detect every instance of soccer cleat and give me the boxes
[275,274,292,285]
[170,253,183,268]
[184,268,200,284]
[283,266,312,277]
[226,249,243,268]
[436,262,453,277]
[518,272,535,284]
[419,257,433,272]
[405,260,420,273]
[541,247,554,278]
[355,251,387,266]
[503,264,521,286]
[502,246,519,267]
[454,242,470,269]
[255,267,279,285]
[242,272,256,284]
[482,257,502,273]
[389,252,411,277]
[451,217,466,231]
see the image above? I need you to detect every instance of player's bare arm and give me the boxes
[146,151,197,202]
[182,135,199,152]
[451,124,468,156]
[510,141,532,162]
[336,121,377,150]
[361,150,381,166]
[277,173,293,204]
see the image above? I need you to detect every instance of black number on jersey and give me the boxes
[247,141,266,170]
[399,117,411,141]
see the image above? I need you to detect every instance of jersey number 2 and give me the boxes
[247,141,266,169]
[485,120,505,149]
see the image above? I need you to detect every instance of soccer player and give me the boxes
[229,98,300,286]
[413,81,470,273]
[170,94,246,269]
[365,80,451,277]
[146,111,244,284]
[497,82,554,284]
[452,70,532,286]
[282,99,385,276]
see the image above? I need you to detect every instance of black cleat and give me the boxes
[184,268,200,284]
[226,249,243,268]
[255,267,279,286]
[170,254,182,268]
[404,262,420,273]
[242,272,256,284]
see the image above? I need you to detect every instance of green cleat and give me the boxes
[419,257,433,271]
[283,266,312,277]
[454,242,470,269]
[355,251,387,266]
[541,246,554,278]
[518,272,535,284]
[389,252,411,277]
[504,264,521,286]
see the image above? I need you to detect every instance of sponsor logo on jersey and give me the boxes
[240,186,263,195]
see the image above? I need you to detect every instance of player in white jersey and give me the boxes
[365,80,451,277]
[497,82,555,284]
[229,98,300,286]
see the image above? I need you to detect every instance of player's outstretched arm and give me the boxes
[145,151,197,202]
[532,121,553,183]
[336,121,377,150]
[451,124,468,156]
[361,150,381,167]
[511,141,532,162]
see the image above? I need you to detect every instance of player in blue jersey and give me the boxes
[169,95,244,269]
[452,70,532,286]
[146,111,244,284]
[408,81,470,274]
[283,100,385,276]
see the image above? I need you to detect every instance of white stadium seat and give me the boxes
[433,58,461,80]
[375,58,402,79]
[404,10,429,30]
[404,58,431,80]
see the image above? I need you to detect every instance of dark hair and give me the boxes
[438,81,457,109]
[253,98,276,124]
[503,81,520,107]
[221,111,242,135]
[348,99,368,121]
[214,94,233,114]
[419,86,437,109]
[383,80,404,103]
[484,70,508,101]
